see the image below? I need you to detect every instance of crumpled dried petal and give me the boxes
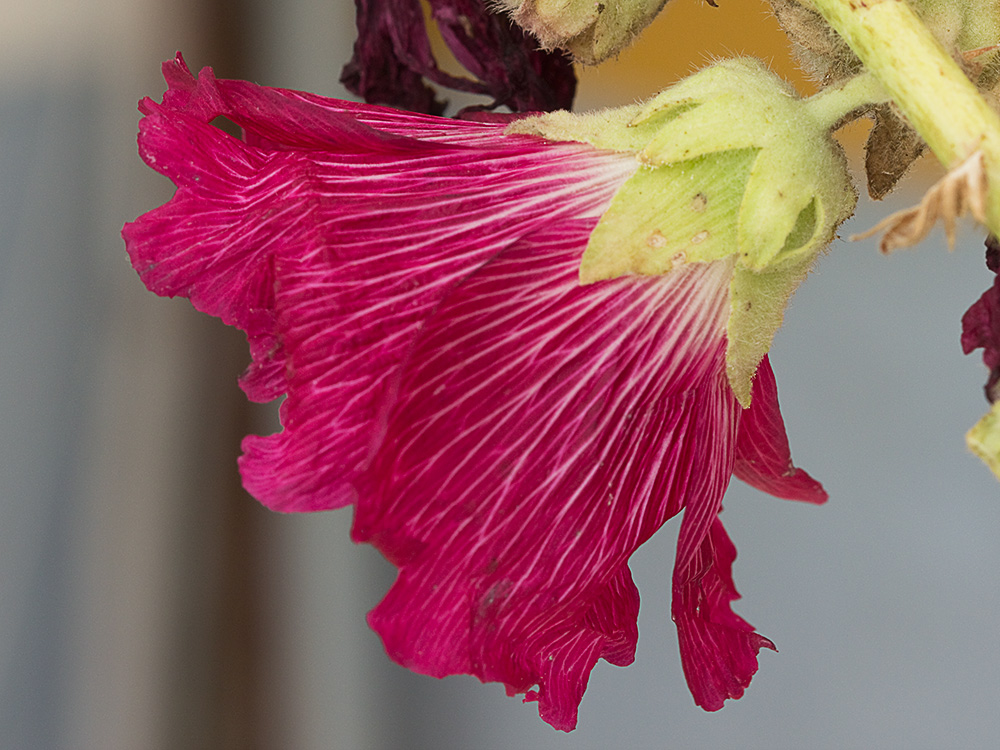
[961,237,1000,480]
[124,55,825,731]
[341,0,576,115]
[853,150,987,252]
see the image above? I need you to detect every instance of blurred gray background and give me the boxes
[2,0,998,748]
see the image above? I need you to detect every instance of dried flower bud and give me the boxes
[342,0,576,115]
[498,0,670,65]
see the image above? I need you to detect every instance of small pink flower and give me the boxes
[123,54,826,732]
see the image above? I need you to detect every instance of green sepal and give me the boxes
[507,103,649,154]
[632,61,792,163]
[579,149,757,282]
[631,59,856,273]
[726,261,811,406]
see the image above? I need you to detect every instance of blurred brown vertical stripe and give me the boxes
[205,2,272,747]
[158,1,275,748]
[213,324,272,750]
[203,2,267,747]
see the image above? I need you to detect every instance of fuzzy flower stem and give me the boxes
[803,71,888,131]
[810,0,1000,232]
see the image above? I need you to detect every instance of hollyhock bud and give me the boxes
[498,0,670,65]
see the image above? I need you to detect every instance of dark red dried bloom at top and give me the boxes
[341,0,576,116]
[961,236,1000,403]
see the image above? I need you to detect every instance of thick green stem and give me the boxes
[810,0,1000,231]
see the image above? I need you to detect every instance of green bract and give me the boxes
[509,58,857,405]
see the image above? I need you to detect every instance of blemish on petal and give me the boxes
[691,230,710,244]
[691,192,708,212]
[477,580,513,622]
[646,230,667,248]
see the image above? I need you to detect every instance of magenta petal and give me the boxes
[733,357,827,504]
[121,97,290,401]
[353,223,735,729]
[674,515,775,711]
[584,564,641,667]
[123,56,632,511]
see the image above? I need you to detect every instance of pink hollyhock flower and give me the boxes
[123,54,826,732]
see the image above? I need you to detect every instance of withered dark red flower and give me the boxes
[341,0,576,115]
[123,55,825,731]
[962,235,1000,403]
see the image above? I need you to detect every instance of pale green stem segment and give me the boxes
[810,0,1000,233]
[803,72,889,130]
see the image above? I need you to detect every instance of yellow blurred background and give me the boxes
[576,0,812,107]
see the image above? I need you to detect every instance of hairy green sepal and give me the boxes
[509,58,857,405]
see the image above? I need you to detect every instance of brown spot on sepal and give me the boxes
[864,104,926,200]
